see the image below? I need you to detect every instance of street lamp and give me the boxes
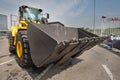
[93,0,96,34]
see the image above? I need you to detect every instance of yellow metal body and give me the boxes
[10,5,43,60]
[11,20,28,45]
[10,5,43,46]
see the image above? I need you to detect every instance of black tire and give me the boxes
[8,32,16,54]
[16,31,34,68]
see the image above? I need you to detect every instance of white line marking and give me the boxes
[0,59,15,66]
[102,64,114,80]
[8,53,11,55]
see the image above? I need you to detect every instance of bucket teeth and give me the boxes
[56,36,107,65]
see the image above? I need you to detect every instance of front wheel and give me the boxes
[16,31,34,68]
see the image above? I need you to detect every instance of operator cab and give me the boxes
[19,5,49,23]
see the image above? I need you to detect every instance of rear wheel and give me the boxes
[8,32,16,54]
[16,31,34,68]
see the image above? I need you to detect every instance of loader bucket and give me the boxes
[27,22,107,67]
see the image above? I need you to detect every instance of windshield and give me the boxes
[23,8,42,21]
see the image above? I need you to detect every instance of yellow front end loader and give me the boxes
[8,5,107,68]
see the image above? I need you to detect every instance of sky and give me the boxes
[0,0,120,29]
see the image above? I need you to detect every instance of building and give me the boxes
[0,14,8,30]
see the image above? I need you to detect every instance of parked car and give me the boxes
[107,34,120,49]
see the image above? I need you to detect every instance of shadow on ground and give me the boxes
[0,54,10,58]
[26,58,83,80]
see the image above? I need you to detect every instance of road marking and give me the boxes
[102,64,114,80]
[0,59,15,66]
[8,53,11,55]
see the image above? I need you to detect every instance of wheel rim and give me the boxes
[17,41,22,58]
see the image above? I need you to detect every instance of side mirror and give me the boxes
[46,13,49,19]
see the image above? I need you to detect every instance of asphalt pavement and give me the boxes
[0,39,120,80]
